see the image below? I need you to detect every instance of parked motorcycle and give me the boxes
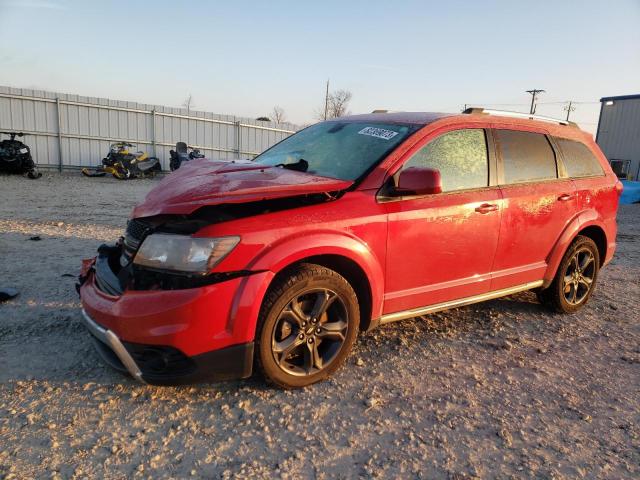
[0,132,41,179]
[82,142,161,179]
[169,141,205,171]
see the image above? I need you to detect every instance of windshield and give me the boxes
[254,121,418,181]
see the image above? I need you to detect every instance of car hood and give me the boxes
[132,158,353,217]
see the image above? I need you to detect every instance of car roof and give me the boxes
[330,112,453,125]
[332,111,592,143]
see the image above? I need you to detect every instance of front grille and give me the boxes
[122,219,153,265]
[124,219,152,249]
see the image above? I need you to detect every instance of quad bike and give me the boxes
[0,132,41,179]
[169,141,205,171]
[82,142,161,179]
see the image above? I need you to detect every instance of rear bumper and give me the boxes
[81,308,254,385]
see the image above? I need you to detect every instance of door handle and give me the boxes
[475,203,499,214]
[557,193,574,202]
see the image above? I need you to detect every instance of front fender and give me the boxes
[227,232,385,343]
[544,209,607,286]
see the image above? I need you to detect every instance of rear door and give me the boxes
[382,128,502,314]
[490,128,577,290]
[553,136,618,261]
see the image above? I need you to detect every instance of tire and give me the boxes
[255,263,360,388]
[537,235,600,313]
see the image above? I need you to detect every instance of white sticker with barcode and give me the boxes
[357,127,398,140]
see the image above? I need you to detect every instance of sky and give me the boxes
[1,0,639,133]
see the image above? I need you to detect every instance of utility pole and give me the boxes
[564,101,575,121]
[526,89,545,114]
[323,79,330,121]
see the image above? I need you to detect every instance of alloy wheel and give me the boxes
[271,288,349,376]
[562,247,596,305]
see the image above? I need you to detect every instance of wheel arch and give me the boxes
[544,211,608,286]
[278,254,375,332]
[231,233,385,343]
[577,225,607,266]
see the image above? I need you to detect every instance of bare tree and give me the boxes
[316,89,353,120]
[271,106,286,124]
[328,89,352,118]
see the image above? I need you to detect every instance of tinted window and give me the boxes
[495,130,557,184]
[402,129,488,192]
[554,137,604,178]
[255,121,418,181]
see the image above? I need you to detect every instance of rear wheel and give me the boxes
[255,263,359,388]
[537,235,600,313]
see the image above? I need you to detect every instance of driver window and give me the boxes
[402,129,488,192]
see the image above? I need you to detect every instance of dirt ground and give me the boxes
[0,171,638,479]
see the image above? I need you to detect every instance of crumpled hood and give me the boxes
[132,158,353,217]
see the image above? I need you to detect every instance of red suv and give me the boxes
[78,109,621,388]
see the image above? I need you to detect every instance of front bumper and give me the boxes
[81,307,254,385]
[78,244,272,385]
[81,308,145,382]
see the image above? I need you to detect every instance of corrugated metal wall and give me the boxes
[596,97,640,180]
[0,86,300,170]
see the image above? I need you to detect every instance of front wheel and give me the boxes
[537,235,600,313]
[255,263,360,388]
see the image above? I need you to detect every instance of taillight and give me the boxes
[615,180,624,196]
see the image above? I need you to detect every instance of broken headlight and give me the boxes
[133,234,240,274]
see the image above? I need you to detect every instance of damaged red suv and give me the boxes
[79,109,621,388]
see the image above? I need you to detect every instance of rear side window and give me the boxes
[402,129,488,192]
[554,137,604,178]
[494,130,557,184]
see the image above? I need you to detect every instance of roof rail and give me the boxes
[463,107,578,127]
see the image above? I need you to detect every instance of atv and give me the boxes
[0,132,41,179]
[169,142,205,171]
[82,142,161,179]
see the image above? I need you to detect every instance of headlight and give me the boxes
[133,234,240,274]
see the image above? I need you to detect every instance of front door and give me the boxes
[382,128,502,315]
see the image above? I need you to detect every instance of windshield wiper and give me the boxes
[276,158,309,173]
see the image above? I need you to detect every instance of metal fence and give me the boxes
[0,86,300,171]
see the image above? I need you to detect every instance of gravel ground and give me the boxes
[0,171,638,479]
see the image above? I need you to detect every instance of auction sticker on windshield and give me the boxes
[358,127,399,140]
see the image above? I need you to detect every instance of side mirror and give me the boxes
[396,166,442,195]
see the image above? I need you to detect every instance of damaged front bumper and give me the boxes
[81,308,145,383]
[77,244,261,385]
[81,305,254,385]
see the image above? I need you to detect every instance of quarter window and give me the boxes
[402,129,488,192]
[554,137,604,178]
[495,130,557,184]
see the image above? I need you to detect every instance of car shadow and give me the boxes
[0,288,556,392]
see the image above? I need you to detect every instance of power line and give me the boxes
[463,100,600,106]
